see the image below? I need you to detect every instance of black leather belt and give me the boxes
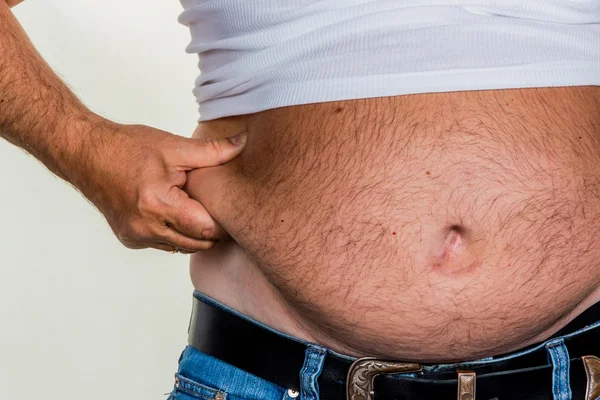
[187,294,600,400]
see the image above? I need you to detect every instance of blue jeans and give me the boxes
[167,291,600,400]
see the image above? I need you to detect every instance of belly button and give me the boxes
[444,227,464,257]
[430,225,479,275]
[433,225,465,259]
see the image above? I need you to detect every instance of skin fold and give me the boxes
[187,88,600,361]
[0,1,245,254]
[4,0,600,362]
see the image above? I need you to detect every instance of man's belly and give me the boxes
[186,86,600,362]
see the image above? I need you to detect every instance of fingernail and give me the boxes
[228,132,247,146]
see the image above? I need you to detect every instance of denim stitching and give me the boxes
[311,348,326,400]
[310,353,318,398]
[300,348,313,400]
[305,352,313,400]
[175,373,226,400]
[308,348,322,400]
[549,341,562,399]
[559,344,569,399]
[557,347,564,396]
[301,346,326,400]
[310,350,319,400]
[546,339,572,400]
[307,351,314,400]
[175,388,214,400]
[560,345,572,400]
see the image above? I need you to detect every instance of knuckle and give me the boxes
[170,170,187,187]
[136,189,161,215]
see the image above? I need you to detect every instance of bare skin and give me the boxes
[0,1,244,253]
[186,87,600,362]
[5,0,600,363]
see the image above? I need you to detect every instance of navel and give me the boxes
[442,225,465,258]
[430,224,482,275]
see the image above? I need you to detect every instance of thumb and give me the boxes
[175,132,247,169]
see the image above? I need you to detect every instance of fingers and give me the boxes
[93,124,240,254]
[150,243,197,254]
[165,194,231,241]
[156,228,219,253]
[117,187,230,253]
[173,132,247,170]
[121,227,218,253]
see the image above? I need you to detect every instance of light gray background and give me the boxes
[0,1,200,398]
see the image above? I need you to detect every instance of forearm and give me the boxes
[0,2,100,182]
[5,1,24,7]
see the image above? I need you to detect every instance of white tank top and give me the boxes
[178,0,600,121]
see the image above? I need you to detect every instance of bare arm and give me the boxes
[0,2,247,252]
[5,1,24,8]
[0,1,93,182]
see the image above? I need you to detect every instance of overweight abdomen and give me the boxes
[187,87,600,361]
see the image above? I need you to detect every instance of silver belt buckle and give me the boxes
[346,357,422,400]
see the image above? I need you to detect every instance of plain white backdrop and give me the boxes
[0,1,200,398]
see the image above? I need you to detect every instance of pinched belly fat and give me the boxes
[187,87,600,362]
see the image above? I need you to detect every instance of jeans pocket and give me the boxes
[170,373,228,400]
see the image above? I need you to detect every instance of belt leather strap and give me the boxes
[187,295,600,400]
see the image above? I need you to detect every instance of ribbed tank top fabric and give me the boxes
[178,0,600,121]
